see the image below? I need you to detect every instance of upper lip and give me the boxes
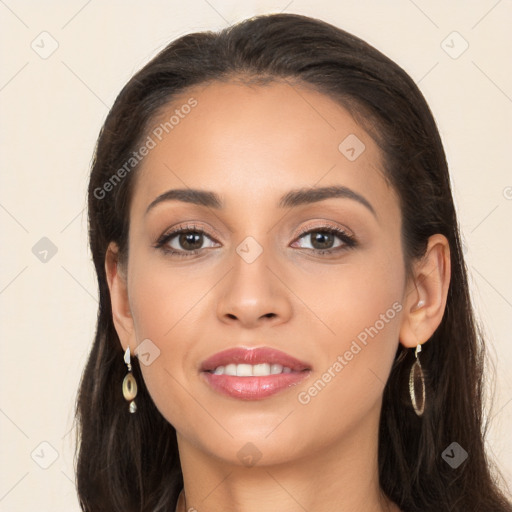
[200,347,311,373]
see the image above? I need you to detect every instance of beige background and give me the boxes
[0,0,511,509]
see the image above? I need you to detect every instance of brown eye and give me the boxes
[155,225,220,257]
[293,226,356,253]
[304,231,337,250]
[176,232,204,251]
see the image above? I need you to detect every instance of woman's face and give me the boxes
[120,80,409,466]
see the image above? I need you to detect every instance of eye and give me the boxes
[291,225,356,254]
[154,224,220,257]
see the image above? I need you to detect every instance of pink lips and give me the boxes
[200,347,311,400]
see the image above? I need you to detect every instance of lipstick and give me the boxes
[200,347,311,400]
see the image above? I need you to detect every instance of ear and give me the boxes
[399,234,451,348]
[105,242,136,353]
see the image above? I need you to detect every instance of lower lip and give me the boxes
[201,371,310,400]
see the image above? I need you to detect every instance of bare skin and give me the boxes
[105,80,450,512]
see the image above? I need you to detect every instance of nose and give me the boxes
[216,246,293,329]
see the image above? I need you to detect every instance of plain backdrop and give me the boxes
[0,1,511,510]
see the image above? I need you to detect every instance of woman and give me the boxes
[75,12,512,512]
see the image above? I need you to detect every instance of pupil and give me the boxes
[180,232,202,250]
[312,232,333,250]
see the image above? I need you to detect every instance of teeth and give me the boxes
[253,363,270,376]
[212,363,293,376]
[270,364,283,374]
[236,364,252,376]
[225,364,237,376]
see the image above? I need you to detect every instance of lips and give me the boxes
[200,347,311,400]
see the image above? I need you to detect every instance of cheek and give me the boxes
[294,246,405,416]
[294,241,405,354]
[126,256,213,429]
[128,254,207,339]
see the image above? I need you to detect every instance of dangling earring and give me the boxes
[122,347,138,413]
[409,343,425,416]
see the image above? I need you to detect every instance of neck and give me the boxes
[175,404,399,512]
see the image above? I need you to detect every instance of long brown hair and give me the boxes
[75,13,512,511]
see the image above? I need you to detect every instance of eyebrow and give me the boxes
[145,185,376,217]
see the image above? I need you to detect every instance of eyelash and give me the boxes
[154,222,357,258]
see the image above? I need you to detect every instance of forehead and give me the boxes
[130,80,397,219]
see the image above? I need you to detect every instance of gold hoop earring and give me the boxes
[409,344,425,416]
[122,347,138,413]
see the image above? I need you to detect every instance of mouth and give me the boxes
[200,347,311,400]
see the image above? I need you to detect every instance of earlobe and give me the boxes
[399,234,451,349]
[105,242,136,352]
